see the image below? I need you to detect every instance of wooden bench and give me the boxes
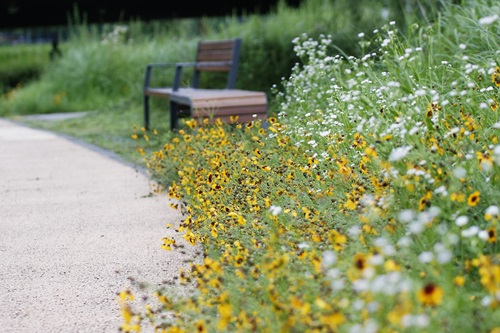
[143,38,268,130]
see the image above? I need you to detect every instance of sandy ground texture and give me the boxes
[0,119,198,333]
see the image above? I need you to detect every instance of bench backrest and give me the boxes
[192,38,242,89]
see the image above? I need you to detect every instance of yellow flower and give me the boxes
[467,191,480,207]
[491,98,499,111]
[195,320,208,333]
[217,302,232,330]
[365,146,377,158]
[384,259,401,272]
[417,283,444,306]
[419,191,432,210]
[492,66,500,87]
[183,119,197,129]
[320,312,345,330]
[454,276,465,287]
[487,227,497,243]
[450,192,465,202]
[234,254,245,267]
[161,237,176,251]
[131,134,138,139]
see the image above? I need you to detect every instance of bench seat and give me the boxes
[168,88,267,128]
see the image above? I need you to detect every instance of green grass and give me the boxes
[15,103,178,166]
[0,43,52,94]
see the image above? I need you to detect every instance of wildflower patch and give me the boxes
[122,1,500,332]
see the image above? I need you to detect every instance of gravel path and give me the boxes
[0,119,196,333]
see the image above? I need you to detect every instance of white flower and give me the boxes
[319,130,330,137]
[322,250,337,268]
[414,314,430,327]
[358,32,365,38]
[389,146,411,161]
[414,89,426,96]
[369,254,384,266]
[434,185,448,196]
[397,236,412,247]
[479,14,499,26]
[437,250,453,263]
[455,215,469,227]
[398,209,415,223]
[486,205,500,216]
[327,268,341,279]
[453,166,466,178]
[269,205,282,216]
[459,43,467,50]
[353,279,370,292]
[418,251,434,263]
[348,225,362,237]
[479,230,489,241]
[462,226,480,237]
[482,296,493,307]
[409,221,425,234]
[331,278,345,290]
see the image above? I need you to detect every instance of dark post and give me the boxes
[49,34,62,60]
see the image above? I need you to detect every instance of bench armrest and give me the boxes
[144,63,178,89]
[144,61,232,90]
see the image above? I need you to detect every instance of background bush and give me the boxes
[0,43,50,95]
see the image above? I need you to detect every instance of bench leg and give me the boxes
[170,101,179,131]
[143,94,150,131]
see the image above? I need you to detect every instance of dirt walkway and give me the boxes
[0,119,196,332]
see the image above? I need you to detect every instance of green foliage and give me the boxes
[0,43,51,94]
[0,0,449,117]
[119,0,500,332]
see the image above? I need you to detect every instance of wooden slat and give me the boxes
[196,50,234,61]
[198,40,236,50]
[195,40,236,72]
